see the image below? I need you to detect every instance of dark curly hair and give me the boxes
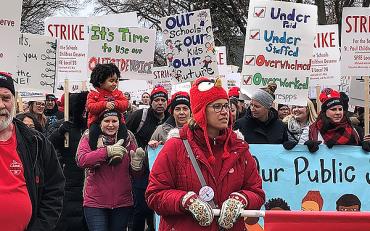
[265,198,291,211]
[90,63,120,88]
[16,112,44,133]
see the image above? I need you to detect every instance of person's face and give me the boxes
[100,115,119,136]
[23,117,35,129]
[326,105,343,123]
[292,106,308,122]
[237,100,245,112]
[173,104,191,127]
[33,101,45,114]
[250,99,269,120]
[151,97,167,114]
[301,201,320,211]
[142,93,150,105]
[206,99,229,131]
[337,205,360,212]
[230,103,237,123]
[100,74,118,92]
[278,106,290,119]
[45,99,55,109]
[0,88,15,131]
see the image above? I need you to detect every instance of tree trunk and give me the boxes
[315,0,327,25]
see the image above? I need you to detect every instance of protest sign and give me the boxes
[215,46,227,65]
[15,33,57,93]
[45,13,139,82]
[118,79,149,102]
[241,0,317,106]
[349,76,370,107]
[225,73,242,89]
[161,9,219,83]
[88,26,156,80]
[148,67,172,94]
[341,7,370,76]
[171,82,191,95]
[310,25,341,86]
[0,0,22,75]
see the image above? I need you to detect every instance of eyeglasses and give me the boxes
[35,102,45,107]
[208,103,230,113]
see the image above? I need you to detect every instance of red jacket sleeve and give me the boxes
[114,90,128,113]
[87,91,107,115]
[239,149,265,210]
[145,138,187,216]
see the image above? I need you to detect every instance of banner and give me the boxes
[241,0,317,106]
[15,33,57,93]
[0,0,22,75]
[161,9,219,83]
[88,26,156,80]
[310,25,341,86]
[45,13,139,82]
[341,7,370,76]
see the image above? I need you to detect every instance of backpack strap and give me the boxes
[136,108,148,134]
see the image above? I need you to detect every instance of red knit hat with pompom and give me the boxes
[319,88,342,112]
[228,86,240,98]
[190,77,231,165]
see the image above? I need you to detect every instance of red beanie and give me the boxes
[170,91,190,113]
[319,88,342,112]
[190,77,230,164]
[228,86,240,98]
[150,85,168,101]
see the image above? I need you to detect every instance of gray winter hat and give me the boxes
[251,89,274,109]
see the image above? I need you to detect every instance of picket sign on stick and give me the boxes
[82,81,87,91]
[212,209,265,218]
[364,76,369,136]
[316,85,321,113]
[64,79,70,148]
[15,92,24,113]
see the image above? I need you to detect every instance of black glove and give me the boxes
[362,141,370,152]
[325,140,335,149]
[304,140,321,153]
[58,121,73,135]
[283,140,298,150]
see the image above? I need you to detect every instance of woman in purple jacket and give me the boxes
[77,109,145,231]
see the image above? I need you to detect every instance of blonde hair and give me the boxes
[306,99,317,124]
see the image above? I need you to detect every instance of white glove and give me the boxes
[218,192,248,229]
[130,147,145,171]
[181,191,214,226]
[106,139,126,158]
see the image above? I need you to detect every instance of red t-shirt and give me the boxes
[0,127,32,231]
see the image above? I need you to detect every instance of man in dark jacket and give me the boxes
[49,92,89,231]
[0,72,65,231]
[44,94,64,136]
[126,85,170,231]
[235,83,288,144]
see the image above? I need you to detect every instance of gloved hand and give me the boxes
[106,139,127,165]
[58,121,73,135]
[362,141,370,152]
[181,191,214,226]
[283,140,298,150]
[218,192,248,229]
[304,140,321,153]
[325,140,335,149]
[130,148,146,171]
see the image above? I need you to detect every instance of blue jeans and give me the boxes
[84,206,133,231]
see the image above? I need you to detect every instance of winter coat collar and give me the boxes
[245,107,279,126]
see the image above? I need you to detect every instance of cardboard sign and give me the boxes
[349,76,370,107]
[45,13,139,82]
[148,67,172,94]
[88,26,156,80]
[15,33,57,93]
[341,7,370,76]
[215,46,227,65]
[0,0,22,75]
[161,9,219,83]
[310,25,341,86]
[241,0,317,106]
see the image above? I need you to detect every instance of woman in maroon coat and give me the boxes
[145,77,265,230]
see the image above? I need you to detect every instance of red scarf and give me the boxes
[316,116,359,145]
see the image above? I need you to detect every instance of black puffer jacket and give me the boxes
[14,118,65,231]
[235,108,288,144]
[48,92,88,231]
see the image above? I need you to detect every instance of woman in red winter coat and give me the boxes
[145,77,265,230]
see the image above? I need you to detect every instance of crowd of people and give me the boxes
[1,62,369,231]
